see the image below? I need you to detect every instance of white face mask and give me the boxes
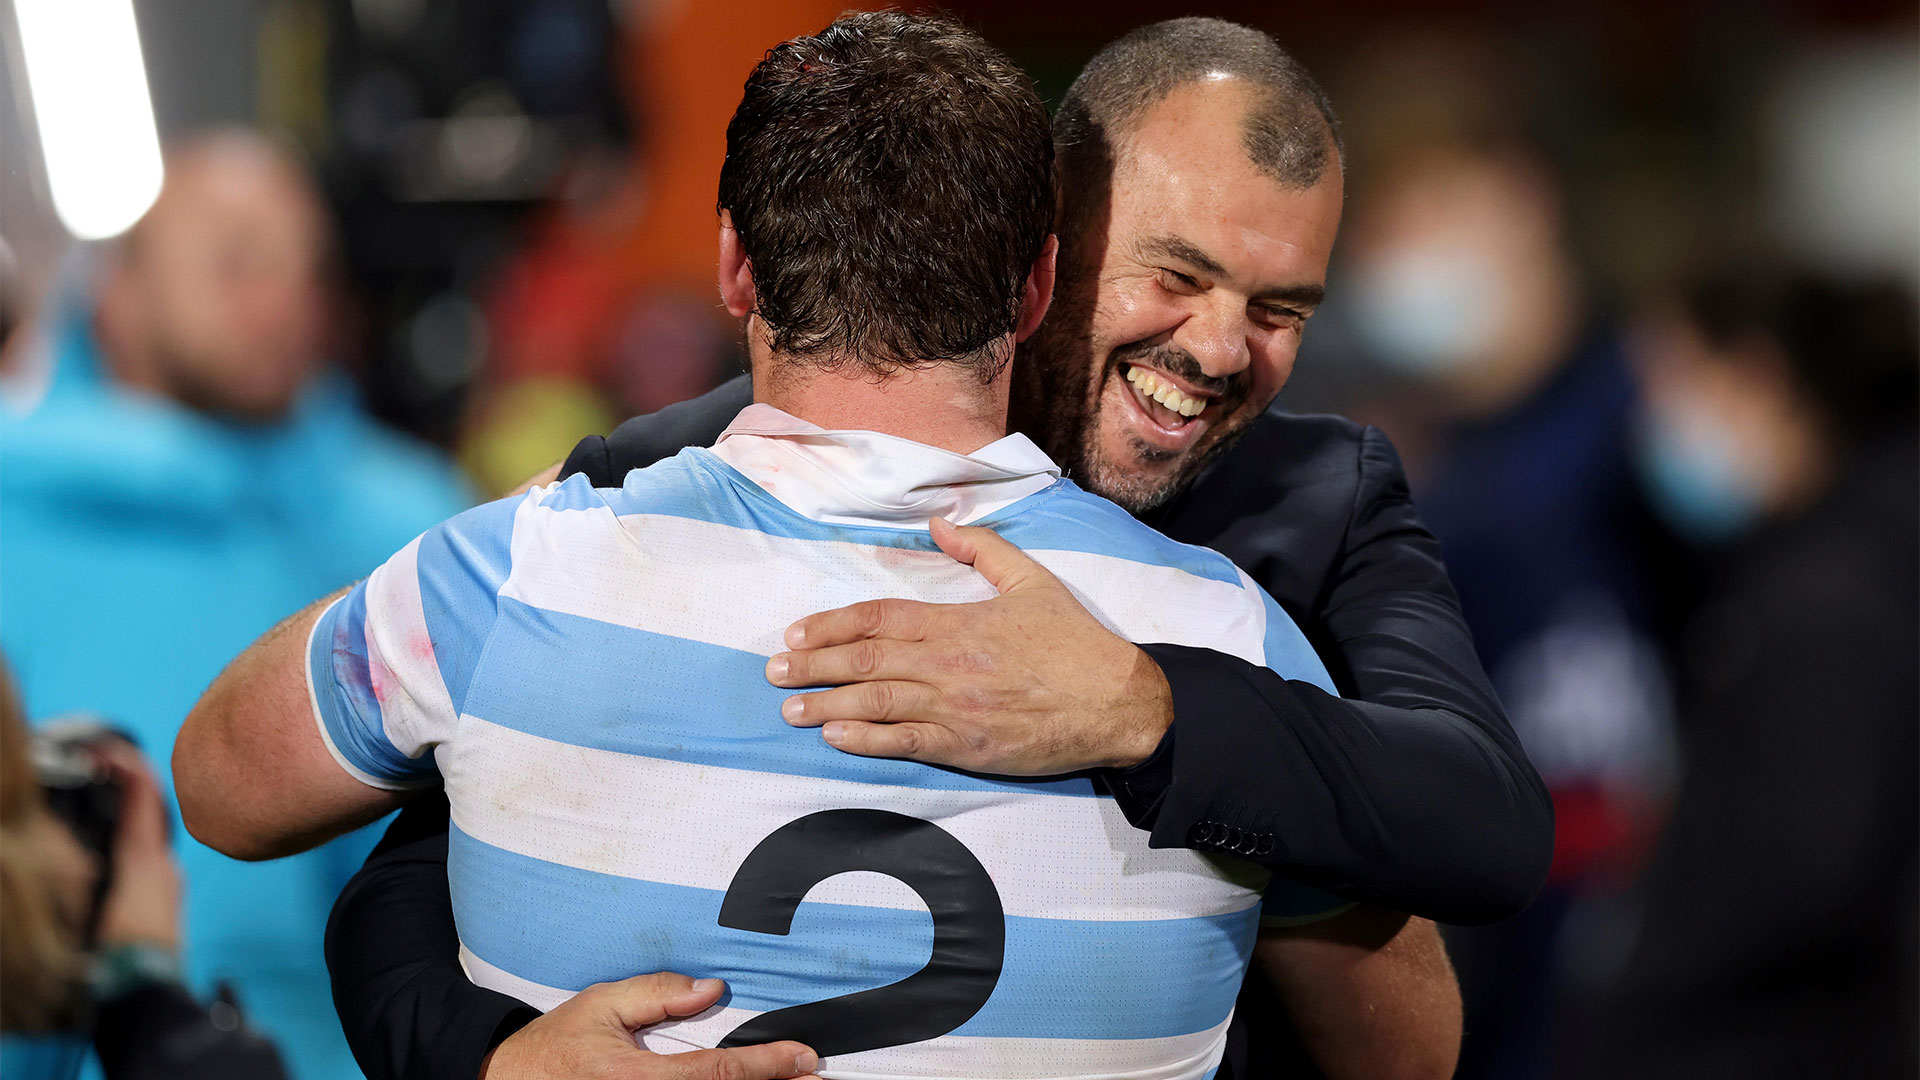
[1633,396,1771,544]
[1348,244,1510,377]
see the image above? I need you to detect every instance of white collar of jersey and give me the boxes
[709,403,1062,527]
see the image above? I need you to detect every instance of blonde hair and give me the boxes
[0,662,87,1031]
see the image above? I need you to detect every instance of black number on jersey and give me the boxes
[716,808,1005,1056]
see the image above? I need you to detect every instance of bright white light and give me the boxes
[13,0,164,240]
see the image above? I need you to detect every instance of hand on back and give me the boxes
[479,973,820,1080]
[768,518,1173,775]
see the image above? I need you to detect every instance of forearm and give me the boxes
[174,590,399,860]
[1255,908,1460,1080]
[327,797,537,1080]
[1122,645,1552,925]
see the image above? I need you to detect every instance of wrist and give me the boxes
[1103,663,1176,825]
[89,941,182,1003]
[477,1004,540,1080]
[1104,647,1174,769]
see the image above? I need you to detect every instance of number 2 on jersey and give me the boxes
[716,809,1006,1056]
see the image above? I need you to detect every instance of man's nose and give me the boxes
[1171,296,1252,380]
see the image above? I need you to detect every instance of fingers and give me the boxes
[779,680,944,729]
[109,765,174,861]
[929,517,1051,595]
[767,639,945,689]
[780,523,1052,650]
[819,720,965,767]
[93,745,183,948]
[660,1044,820,1080]
[592,972,728,1031]
[95,748,169,848]
[785,597,936,650]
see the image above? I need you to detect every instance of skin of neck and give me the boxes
[718,211,1056,457]
[746,322,1014,456]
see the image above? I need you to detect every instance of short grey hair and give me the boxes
[1055,17,1342,192]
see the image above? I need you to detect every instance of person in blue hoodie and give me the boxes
[0,130,472,1079]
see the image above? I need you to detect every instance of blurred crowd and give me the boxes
[2,130,471,1077]
[1281,25,1917,1078]
[0,1,1914,1079]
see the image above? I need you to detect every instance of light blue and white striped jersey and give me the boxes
[307,404,1345,1080]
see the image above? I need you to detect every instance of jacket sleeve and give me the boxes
[560,376,753,486]
[1117,427,1554,925]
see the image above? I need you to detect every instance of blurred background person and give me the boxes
[0,665,289,1079]
[1567,267,1918,1079]
[0,130,471,1078]
[1318,93,1681,1080]
[1273,23,1915,1077]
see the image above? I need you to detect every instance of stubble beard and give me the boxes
[1015,317,1254,518]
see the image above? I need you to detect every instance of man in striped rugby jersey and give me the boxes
[176,12,1458,1080]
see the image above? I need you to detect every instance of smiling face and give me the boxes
[1018,77,1344,513]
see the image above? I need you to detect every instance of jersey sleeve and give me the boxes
[307,496,520,789]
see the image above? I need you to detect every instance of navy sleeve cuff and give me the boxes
[1107,642,1243,828]
[1106,705,1176,826]
[1126,643,1287,861]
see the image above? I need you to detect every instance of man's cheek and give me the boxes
[1250,341,1301,404]
[1095,278,1155,328]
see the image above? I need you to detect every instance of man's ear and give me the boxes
[1013,234,1058,343]
[717,210,756,318]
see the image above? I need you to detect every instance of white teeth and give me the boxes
[1126,366,1206,419]
[1126,366,1160,396]
[1159,386,1201,417]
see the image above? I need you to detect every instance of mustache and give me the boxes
[1109,342,1247,402]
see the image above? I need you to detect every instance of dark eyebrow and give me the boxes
[1251,282,1326,309]
[1141,234,1326,309]
[1140,235,1228,278]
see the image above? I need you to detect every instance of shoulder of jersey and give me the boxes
[531,451,713,515]
[1007,481,1244,584]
